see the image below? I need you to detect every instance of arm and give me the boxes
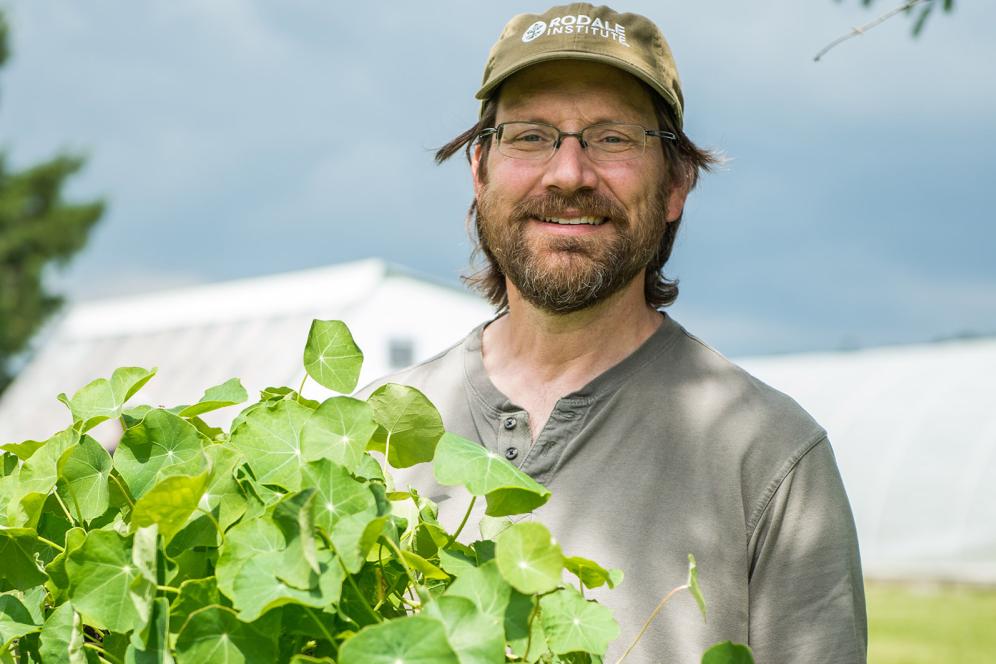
[746,437,867,663]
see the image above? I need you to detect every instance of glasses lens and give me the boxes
[498,122,558,160]
[583,123,646,161]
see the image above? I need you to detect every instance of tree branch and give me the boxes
[814,0,932,62]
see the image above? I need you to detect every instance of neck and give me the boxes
[482,273,663,387]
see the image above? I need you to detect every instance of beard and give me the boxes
[475,186,669,314]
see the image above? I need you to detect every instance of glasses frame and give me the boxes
[478,121,677,162]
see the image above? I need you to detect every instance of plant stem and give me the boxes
[108,472,134,507]
[83,642,124,664]
[36,534,65,553]
[196,507,226,545]
[296,374,308,403]
[321,528,383,623]
[52,489,76,526]
[156,584,180,595]
[382,537,419,592]
[523,597,541,660]
[444,495,477,548]
[305,607,336,643]
[813,0,931,61]
[614,583,689,664]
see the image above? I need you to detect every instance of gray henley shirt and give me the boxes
[361,313,866,663]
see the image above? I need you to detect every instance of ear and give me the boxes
[471,142,485,198]
[665,181,689,223]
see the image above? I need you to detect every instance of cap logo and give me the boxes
[521,14,629,47]
[522,20,547,42]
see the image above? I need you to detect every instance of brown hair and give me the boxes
[435,84,720,312]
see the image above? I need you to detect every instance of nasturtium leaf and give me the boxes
[56,435,112,523]
[300,459,378,534]
[175,606,276,664]
[126,597,171,663]
[57,366,156,432]
[338,615,460,664]
[290,656,335,664]
[329,513,388,574]
[230,399,313,491]
[178,377,249,417]
[0,594,40,649]
[215,513,344,622]
[701,641,755,664]
[114,409,207,499]
[38,602,91,664]
[66,529,155,633]
[0,438,45,461]
[17,428,79,496]
[563,556,621,591]
[303,320,364,393]
[433,433,551,517]
[539,587,619,655]
[168,578,222,633]
[688,553,707,621]
[424,595,505,664]
[132,473,209,541]
[0,527,49,590]
[197,443,248,531]
[438,546,479,577]
[445,560,511,626]
[271,489,321,586]
[399,550,449,580]
[367,384,444,469]
[44,527,86,602]
[300,397,377,472]
[495,522,564,595]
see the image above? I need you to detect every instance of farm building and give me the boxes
[2,260,993,584]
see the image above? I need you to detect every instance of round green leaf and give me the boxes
[495,522,564,595]
[0,594,40,649]
[303,320,363,393]
[230,399,313,491]
[701,641,756,664]
[0,527,49,589]
[17,428,79,496]
[114,409,207,499]
[175,606,276,664]
[444,560,511,625]
[563,556,621,591]
[433,433,550,516]
[178,377,249,417]
[38,602,88,664]
[57,366,156,432]
[131,473,209,541]
[56,435,112,523]
[300,397,377,472]
[688,553,707,621]
[66,530,154,633]
[338,615,460,664]
[301,459,378,534]
[367,384,444,468]
[424,595,505,664]
[539,587,619,655]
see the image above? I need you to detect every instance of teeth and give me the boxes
[542,216,604,225]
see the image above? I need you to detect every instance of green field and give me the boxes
[867,582,996,663]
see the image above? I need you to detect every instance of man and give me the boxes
[367,4,866,662]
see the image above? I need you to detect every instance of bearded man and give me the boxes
[364,4,866,662]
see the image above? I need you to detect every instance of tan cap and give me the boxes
[476,3,684,127]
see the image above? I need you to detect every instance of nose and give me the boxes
[540,134,600,194]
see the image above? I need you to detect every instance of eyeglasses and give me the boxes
[478,121,676,162]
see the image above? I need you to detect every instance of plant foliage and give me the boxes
[0,319,752,663]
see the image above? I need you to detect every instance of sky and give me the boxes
[1,0,994,357]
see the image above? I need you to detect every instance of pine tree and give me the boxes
[0,12,105,394]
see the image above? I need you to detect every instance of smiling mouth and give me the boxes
[537,215,607,226]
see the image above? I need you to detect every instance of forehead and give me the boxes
[495,60,657,124]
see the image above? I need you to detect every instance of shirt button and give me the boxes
[561,410,576,420]
[504,447,519,460]
[503,416,517,430]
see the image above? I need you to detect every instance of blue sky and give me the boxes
[1,1,993,356]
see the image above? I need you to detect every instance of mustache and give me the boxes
[508,191,627,223]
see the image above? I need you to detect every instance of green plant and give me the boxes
[0,319,752,663]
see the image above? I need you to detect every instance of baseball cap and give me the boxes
[476,3,685,127]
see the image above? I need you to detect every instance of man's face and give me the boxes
[472,60,687,313]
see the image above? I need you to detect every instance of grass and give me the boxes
[866,581,996,663]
